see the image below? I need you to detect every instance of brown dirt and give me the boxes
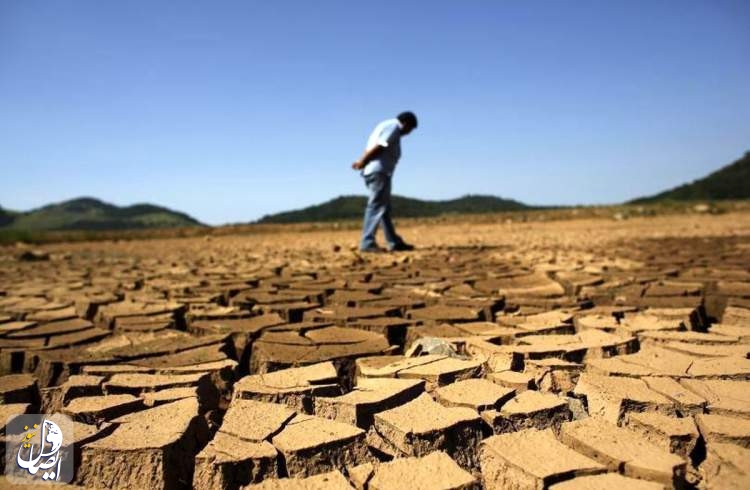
[1,212,750,488]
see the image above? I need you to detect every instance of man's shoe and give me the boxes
[359,246,386,253]
[389,242,415,252]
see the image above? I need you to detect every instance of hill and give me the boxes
[257,194,529,224]
[631,151,750,203]
[0,197,205,231]
[0,206,18,227]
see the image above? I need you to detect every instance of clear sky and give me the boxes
[1,1,748,225]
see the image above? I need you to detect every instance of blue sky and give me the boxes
[1,1,748,225]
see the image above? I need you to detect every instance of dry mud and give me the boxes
[1,213,750,489]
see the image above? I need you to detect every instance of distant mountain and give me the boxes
[0,206,18,227]
[0,197,204,231]
[631,151,750,203]
[257,194,530,224]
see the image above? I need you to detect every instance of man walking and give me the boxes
[352,111,418,252]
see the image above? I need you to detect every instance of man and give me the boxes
[351,111,418,252]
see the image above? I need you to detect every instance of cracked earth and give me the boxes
[1,213,750,489]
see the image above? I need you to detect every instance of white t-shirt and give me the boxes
[363,118,403,176]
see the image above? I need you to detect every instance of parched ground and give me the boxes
[1,212,750,489]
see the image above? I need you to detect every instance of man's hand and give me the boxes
[352,146,383,171]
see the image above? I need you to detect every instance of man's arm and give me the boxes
[351,145,384,170]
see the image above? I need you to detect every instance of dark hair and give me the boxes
[397,111,418,129]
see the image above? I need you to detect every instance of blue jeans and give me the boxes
[360,172,403,250]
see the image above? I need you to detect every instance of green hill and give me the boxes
[631,151,750,203]
[0,197,204,231]
[258,194,530,224]
[0,206,18,227]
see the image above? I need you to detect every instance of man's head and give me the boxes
[397,111,418,135]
